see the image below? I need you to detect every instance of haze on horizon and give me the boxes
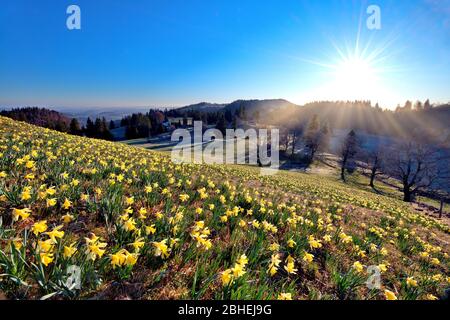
[1,0,450,110]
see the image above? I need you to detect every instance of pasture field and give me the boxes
[0,116,449,300]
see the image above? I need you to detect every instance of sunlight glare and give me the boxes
[330,54,379,100]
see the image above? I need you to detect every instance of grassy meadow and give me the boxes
[0,116,449,300]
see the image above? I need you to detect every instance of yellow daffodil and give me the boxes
[384,289,397,300]
[12,208,31,221]
[46,198,57,207]
[152,239,170,259]
[277,293,292,300]
[287,238,296,248]
[406,277,418,287]
[21,187,32,200]
[308,235,322,249]
[61,213,74,224]
[125,196,134,205]
[303,252,314,264]
[62,198,72,210]
[221,269,233,286]
[63,242,78,258]
[146,224,156,235]
[131,237,145,252]
[352,261,364,273]
[284,255,297,274]
[40,252,54,267]
[31,220,48,235]
[268,253,281,276]
[85,234,107,261]
[179,193,189,202]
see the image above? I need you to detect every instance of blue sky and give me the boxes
[0,0,449,109]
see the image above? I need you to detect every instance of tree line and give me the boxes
[118,106,250,139]
[70,117,113,140]
[264,100,450,144]
[0,107,114,141]
[1,107,72,132]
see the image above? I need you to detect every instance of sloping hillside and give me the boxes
[0,116,448,300]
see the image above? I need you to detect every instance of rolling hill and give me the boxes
[175,102,227,114]
[223,99,299,114]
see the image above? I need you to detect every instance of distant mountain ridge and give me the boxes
[175,99,299,114]
[176,102,227,113]
[59,107,151,125]
[224,99,298,114]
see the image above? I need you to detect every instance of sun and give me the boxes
[330,54,379,99]
[328,51,382,100]
[299,29,401,107]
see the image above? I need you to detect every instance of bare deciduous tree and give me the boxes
[340,130,359,182]
[279,128,290,153]
[386,141,440,202]
[304,116,331,163]
[290,129,299,157]
[304,115,320,161]
[363,146,384,190]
